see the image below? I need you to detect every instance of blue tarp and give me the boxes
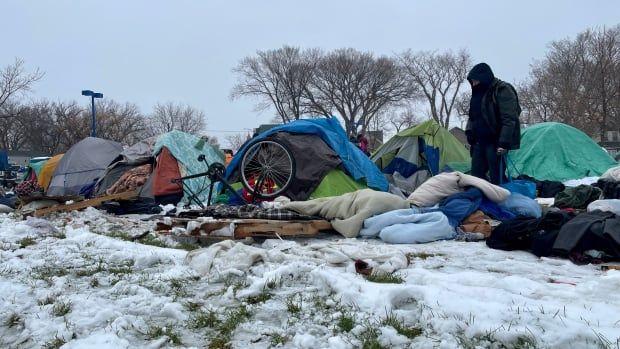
[225,118,388,192]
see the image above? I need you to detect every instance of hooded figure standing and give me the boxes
[466,63,521,185]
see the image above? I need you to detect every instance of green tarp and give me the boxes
[510,122,617,181]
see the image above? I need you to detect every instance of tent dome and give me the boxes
[511,122,617,181]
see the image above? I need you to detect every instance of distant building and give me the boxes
[449,127,469,149]
[366,130,383,153]
[599,130,620,160]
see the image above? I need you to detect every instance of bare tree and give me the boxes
[386,106,425,133]
[0,101,28,150]
[93,99,146,144]
[146,102,206,137]
[224,133,247,152]
[304,48,415,136]
[399,49,471,129]
[54,101,89,152]
[0,58,44,114]
[521,25,620,138]
[231,46,320,123]
[0,58,44,150]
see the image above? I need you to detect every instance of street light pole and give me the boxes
[81,89,103,137]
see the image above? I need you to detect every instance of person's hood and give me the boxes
[467,63,495,87]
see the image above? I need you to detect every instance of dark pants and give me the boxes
[471,143,506,185]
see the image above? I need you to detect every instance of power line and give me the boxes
[204,129,254,133]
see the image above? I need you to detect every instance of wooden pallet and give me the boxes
[33,191,139,217]
[156,217,333,240]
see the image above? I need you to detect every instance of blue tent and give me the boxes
[225,118,388,192]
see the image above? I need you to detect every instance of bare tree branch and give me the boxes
[399,49,471,129]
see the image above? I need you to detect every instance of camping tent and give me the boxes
[38,154,63,191]
[47,138,123,196]
[22,157,50,183]
[371,119,471,177]
[95,131,225,205]
[225,118,384,201]
[510,122,617,181]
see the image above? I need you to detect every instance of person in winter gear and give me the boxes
[224,149,234,166]
[357,133,370,155]
[466,63,521,184]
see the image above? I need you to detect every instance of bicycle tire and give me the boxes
[240,138,296,199]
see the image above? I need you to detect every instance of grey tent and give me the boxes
[47,137,123,196]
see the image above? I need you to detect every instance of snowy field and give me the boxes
[1,208,620,349]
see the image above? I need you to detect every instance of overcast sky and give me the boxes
[4,0,620,147]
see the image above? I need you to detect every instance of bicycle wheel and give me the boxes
[240,139,295,199]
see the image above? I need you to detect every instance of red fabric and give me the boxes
[242,173,276,202]
[152,147,183,196]
[359,136,369,153]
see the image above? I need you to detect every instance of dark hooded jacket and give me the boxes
[466,63,521,150]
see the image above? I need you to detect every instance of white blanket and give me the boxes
[408,171,510,207]
[601,166,620,182]
[185,239,409,277]
[282,189,410,238]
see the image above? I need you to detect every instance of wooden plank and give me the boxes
[33,191,138,217]
[601,263,620,271]
[157,217,333,240]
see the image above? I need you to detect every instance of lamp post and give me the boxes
[81,89,103,137]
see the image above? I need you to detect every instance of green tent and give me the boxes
[309,169,367,199]
[510,122,617,181]
[371,119,471,176]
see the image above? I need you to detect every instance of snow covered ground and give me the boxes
[1,208,619,349]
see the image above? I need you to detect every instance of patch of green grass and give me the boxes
[265,278,278,290]
[359,325,384,349]
[381,311,422,339]
[184,301,202,312]
[137,234,168,248]
[366,272,404,284]
[285,294,302,314]
[514,334,538,349]
[337,313,355,332]
[219,305,250,336]
[107,231,134,241]
[89,277,99,288]
[208,335,230,349]
[51,300,72,317]
[50,231,66,239]
[246,287,272,304]
[42,336,66,349]
[146,324,182,346]
[38,294,57,306]
[189,310,220,329]
[4,312,21,328]
[269,333,288,346]
[207,304,251,349]
[74,260,132,277]
[18,236,36,248]
[175,242,201,251]
[169,278,189,299]
[108,264,133,275]
[33,266,69,284]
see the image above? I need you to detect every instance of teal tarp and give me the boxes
[510,122,617,181]
[153,131,224,204]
